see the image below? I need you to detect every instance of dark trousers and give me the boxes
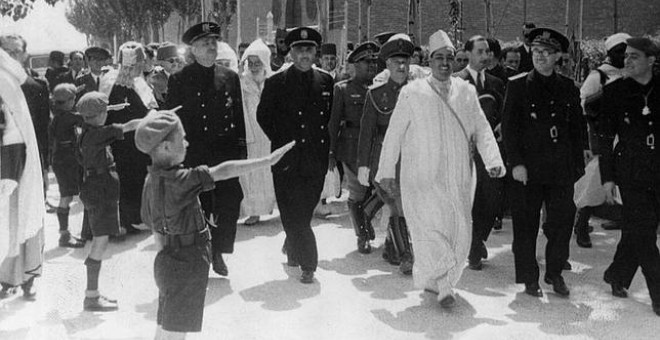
[273,172,325,272]
[605,185,660,303]
[469,164,504,263]
[509,180,575,284]
[200,178,243,254]
[115,157,148,228]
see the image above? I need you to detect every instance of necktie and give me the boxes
[95,76,100,89]
[476,72,484,93]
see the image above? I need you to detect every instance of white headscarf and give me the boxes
[216,41,239,73]
[240,39,273,78]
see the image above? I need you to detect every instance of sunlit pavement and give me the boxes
[1,176,659,340]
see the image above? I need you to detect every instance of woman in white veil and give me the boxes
[238,39,275,225]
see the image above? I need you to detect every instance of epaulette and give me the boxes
[508,72,528,81]
[312,65,333,77]
[335,78,350,87]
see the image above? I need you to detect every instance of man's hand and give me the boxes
[328,155,337,172]
[268,141,296,165]
[603,181,616,205]
[357,167,370,186]
[379,178,399,197]
[512,165,528,185]
[487,165,505,178]
[0,179,18,196]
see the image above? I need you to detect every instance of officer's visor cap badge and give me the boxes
[301,30,308,39]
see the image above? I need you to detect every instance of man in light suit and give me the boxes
[453,35,505,271]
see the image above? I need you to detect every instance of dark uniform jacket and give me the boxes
[257,66,334,178]
[328,78,370,170]
[454,67,505,129]
[598,76,660,188]
[21,75,50,166]
[75,71,106,102]
[357,79,405,179]
[167,62,246,167]
[502,70,587,185]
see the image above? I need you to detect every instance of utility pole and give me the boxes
[484,0,493,37]
[613,0,619,33]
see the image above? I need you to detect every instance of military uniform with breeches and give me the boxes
[598,76,660,306]
[257,66,334,273]
[329,78,374,246]
[357,79,411,265]
[166,62,246,258]
[502,70,586,285]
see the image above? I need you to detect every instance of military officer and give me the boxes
[257,26,334,284]
[357,34,415,275]
[75,47,112,101]
[166,22,246,277]
[328,41,380,254]
[502,27,587,298]
[597,37,660,317]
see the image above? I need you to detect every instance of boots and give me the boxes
[348,200,371,254]
[383,217,401,265]
[574,207,593,248]
[397,217,413,275]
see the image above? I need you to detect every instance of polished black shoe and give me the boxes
[604,275,628,298]
[493,217,502,231]
[563,261,572,271]
[468,259,483,271]
[300,271,314,284]
[212,253,228,276]
[544,275,570,296]
[357,236,371,254]
[575,229,592,248]
[59,232,85,248]
[524,282,543,297]
[399,252,413,275]
[84,295,118,312]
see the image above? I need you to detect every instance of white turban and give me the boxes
[240,39,273,77]
[428,30,455,56]
[216,41,239,73]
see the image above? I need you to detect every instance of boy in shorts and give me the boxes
[135,110,293,339]
[76,91,142,311]
[49,83,85,248]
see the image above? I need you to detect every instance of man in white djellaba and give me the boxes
[239,39,276,225]
[375,29,505,307]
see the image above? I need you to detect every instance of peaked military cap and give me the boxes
[285,27,322,48]
[182,22,221,45]
[321,43,337,55]
[373,32,397,46]
[379,34,415,60]
[347,41,379,63]
[84,46,112,60]
[528,27,569,53]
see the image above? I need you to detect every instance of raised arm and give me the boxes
[209,141,295,181]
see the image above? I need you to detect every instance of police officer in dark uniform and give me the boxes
[328,41,380,254]
[357,34,415,275]
[166,22,246,277]
[502,28,587,297]
[257,27,334,284]
[597,37,660,316]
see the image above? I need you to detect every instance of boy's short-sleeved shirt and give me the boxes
[79,123,124,169]
[141,165,215,235]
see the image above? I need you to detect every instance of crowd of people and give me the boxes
[0,18,659,338]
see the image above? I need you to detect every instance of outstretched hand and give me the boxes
[269,141,296,165]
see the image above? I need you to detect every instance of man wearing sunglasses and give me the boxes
[502,27,587,298]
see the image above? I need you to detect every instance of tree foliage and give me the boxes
[208,0,237,40]
[1,0,60,21]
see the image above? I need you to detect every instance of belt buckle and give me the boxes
[550,126,558,139]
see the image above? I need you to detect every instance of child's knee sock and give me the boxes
[57,207,70,232]
[84,257,101,295]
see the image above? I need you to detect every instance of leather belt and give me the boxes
[162,228,210,249]
[84,165,116,177]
